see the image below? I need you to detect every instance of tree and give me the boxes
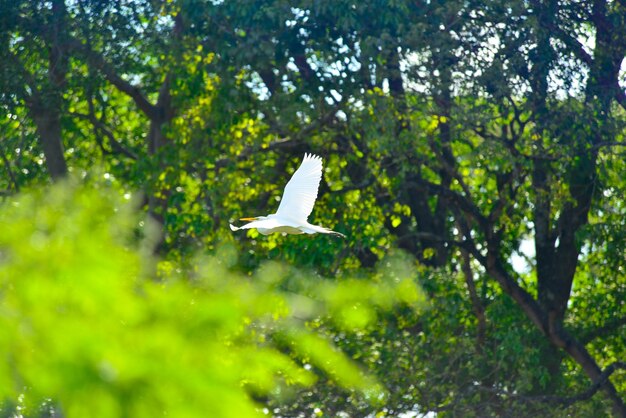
[1,0,626,416]
[0,0,71,179]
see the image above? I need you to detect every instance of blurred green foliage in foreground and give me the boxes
[0,179,425,417]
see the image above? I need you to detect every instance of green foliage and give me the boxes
[0,180,424,417]
[2,0,626,415]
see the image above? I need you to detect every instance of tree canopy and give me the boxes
[1,0,626,416]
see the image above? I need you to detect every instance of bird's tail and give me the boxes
[327,229,346,238]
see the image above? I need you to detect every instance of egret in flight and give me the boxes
[230,153,345,237]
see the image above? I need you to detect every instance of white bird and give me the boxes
[230,153,345,237]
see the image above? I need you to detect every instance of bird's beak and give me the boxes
[239,217,258,221]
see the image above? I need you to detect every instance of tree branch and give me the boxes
[548,24,593,67]
[458,241,487,349]
[214,107,339,170]
[579,315,626,345]
[414,178,489,230]
[69,111,138,160]
[482,361,626,408]
[614,80,626,111]
[0,138,19,192]
[551,361,626,407]
[65,38,158,120]
[480,244,626,415]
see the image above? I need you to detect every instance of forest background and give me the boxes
[1,0,626,417]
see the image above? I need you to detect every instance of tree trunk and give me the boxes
[27,0,69,180]
[30,108,67,180]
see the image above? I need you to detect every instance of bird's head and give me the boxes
[239,216,268,222]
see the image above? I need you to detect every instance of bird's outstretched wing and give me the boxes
[275,153,323,222]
